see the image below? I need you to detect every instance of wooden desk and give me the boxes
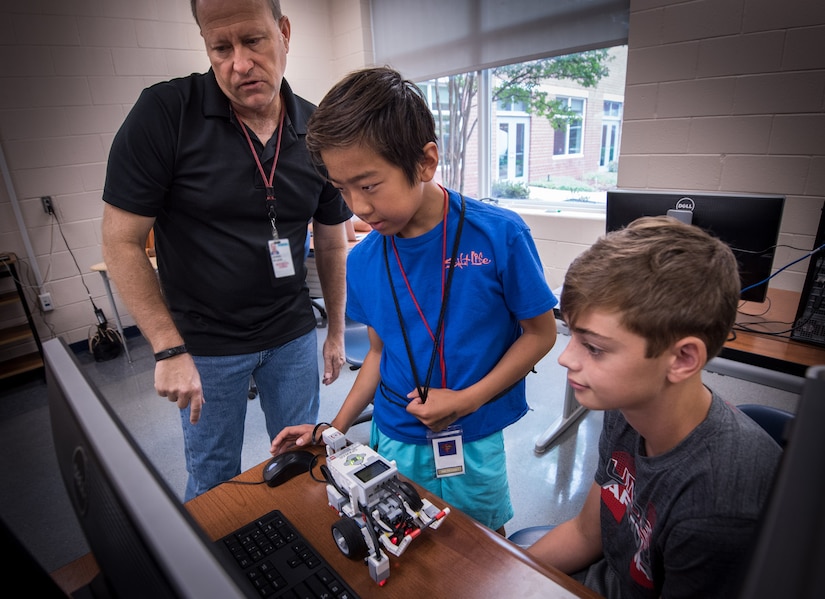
[53,452,599,598]
[720,288,825,377]
[705,288,825,394]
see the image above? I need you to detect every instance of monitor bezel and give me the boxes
[44,337,250,598]
[605,189,785,303]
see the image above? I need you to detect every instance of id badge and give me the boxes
[268,238,295,278]
[429,425,465,478]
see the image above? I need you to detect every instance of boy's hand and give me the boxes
[406,388,461,432]
[270,424,316,455]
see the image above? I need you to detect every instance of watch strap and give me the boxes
[154,344,188,362]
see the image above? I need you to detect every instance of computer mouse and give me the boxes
[263,450,316,487]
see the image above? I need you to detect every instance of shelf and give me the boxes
[0,352,44,380]
[0,253,44,383]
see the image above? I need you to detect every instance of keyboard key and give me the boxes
[217,509,360,598]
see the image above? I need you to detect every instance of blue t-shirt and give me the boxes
[346,189,557,444]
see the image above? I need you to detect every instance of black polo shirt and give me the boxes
[103,71,351,355]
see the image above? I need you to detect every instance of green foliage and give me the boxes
[492,180,531,199]
[532,170,618,193]
[429,49,614,191]
[532,177,593,192]
[494,50,612,125]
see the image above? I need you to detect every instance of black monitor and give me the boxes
[44,337,253,598]
[606,190,784,303]
[737,364,825,598]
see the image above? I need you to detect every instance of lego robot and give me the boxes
[321,427,450,586]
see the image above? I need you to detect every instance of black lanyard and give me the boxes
[382,194,466,404]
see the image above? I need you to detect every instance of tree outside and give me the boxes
[419,46,627,207]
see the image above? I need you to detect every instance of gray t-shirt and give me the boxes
[586,392,782,599]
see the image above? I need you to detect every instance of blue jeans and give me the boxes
[181,330,320,500]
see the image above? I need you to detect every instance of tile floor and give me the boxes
[0,324,798,577]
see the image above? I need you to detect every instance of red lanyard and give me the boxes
[238,104,286,236]
[390,185,450,388]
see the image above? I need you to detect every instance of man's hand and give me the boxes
[321,333,345,385]
[154,354,204,424]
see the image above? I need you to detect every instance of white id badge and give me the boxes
[268,238,295,278]
[429,426,465,478]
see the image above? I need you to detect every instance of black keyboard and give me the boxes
[217,509,360,599]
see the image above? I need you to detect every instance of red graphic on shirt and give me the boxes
[446,252,492,269]
[602,451,655,589]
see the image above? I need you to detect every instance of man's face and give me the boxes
[196,0,290,118]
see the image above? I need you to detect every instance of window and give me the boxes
[417,45,627,212]
[498,117,530,181]
[553,96,585,156]
[600,100,622,170]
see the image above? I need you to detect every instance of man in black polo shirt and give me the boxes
[101,0,351,500]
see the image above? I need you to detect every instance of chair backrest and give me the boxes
[344,318,370,370]
[736,403,794,448]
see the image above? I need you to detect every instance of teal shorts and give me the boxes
[371,424,514,531]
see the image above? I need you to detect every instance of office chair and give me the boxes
[345,317,373,425]
[507,403,795,549]
[736,403,794,448]
[344,318,370,370]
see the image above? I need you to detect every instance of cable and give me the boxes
[733,253,825,338]
[51,208,108,325]
[739,242,825,296]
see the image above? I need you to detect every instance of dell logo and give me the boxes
[675,197,695,211]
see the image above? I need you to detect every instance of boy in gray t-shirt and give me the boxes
[528,216,782,598]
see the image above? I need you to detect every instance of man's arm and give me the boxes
[310,220,348,385]
[101,203,204,423]
[528,481,604,574]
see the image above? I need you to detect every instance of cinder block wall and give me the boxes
[2,0,822,350]
[0,0,368,350]
[498,0,825,295]
[618,0,825,292]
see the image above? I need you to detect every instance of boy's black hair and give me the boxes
[306,66,437,187]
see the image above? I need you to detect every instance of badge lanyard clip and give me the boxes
[267,200,279,239]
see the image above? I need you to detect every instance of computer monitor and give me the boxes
[737,364,825,598]
[44,337,253,598]
[605,190,784,303]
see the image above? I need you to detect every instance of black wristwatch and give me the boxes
[154,344,188,362]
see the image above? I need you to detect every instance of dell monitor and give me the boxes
[44,337,252,598]
[606,190,784,303]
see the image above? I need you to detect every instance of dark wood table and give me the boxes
[53,449,600,598]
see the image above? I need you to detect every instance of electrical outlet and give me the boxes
[39,292,54,312]
[41,195,54,215]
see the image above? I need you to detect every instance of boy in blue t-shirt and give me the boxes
[270,67,558,533]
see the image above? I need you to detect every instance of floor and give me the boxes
[0,322,799,577]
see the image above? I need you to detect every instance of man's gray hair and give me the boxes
[190,0,283,26]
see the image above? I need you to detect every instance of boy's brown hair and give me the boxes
[561,215,740,359]
[305,67,436,187]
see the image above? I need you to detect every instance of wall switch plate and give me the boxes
[39,292,54,311]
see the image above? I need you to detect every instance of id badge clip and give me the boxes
[428,425,465,478]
